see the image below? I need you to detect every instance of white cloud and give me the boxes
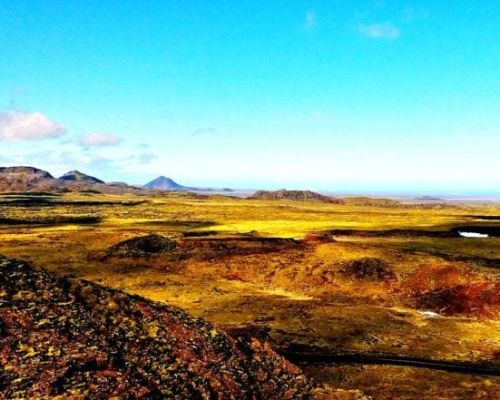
[402,6,428,23]
[17,148,118,176]
[80,132,121,147]
[303,11,316,31]
[358,22,400,39]
[0,111,66,141]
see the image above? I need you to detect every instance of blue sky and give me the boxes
[0,1,499,193]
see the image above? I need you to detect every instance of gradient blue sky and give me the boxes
[0,1,499,193]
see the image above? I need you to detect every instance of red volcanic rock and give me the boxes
[0,255,315,399]
[415,281,500,319]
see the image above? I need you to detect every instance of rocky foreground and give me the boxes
[0,255,364,399]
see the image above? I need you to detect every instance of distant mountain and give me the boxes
[341,196,400,207]
[0,165,139,194]
[59,170,105,184]
[0,166,234,195]
[144,176,188,191]
[250,189,343,203]
[0,166,54,180]
[0,166,57,192]
[107,181,131,188]
[413,196,443,201]
[143,176,233,193]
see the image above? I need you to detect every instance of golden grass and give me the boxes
[0,192,499,399]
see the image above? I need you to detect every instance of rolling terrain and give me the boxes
[0,179,498,398]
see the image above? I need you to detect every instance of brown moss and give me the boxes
[338,258,396,281]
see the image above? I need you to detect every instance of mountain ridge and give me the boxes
[144,175,234,193]
[144,175,187,190]
[250,189,344,203]
[0,166,234,195]
[60,170,105,184]
[0,166,137,194]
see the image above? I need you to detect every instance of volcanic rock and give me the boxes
[338,257,395,281]
[250,189,343,203]
[414,282,500,319]
[0,254,317,399]
[103,234,178,258]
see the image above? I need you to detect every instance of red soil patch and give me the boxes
[403,264,479,294]
[414,281,500,319]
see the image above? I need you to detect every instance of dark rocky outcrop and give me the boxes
[103,234,178,258]
[0,255,319,399]
[250,189,343,203]
[338,257,395,281]
[414,282,500,319]
[180,237,302,260]
[102,235,303,264]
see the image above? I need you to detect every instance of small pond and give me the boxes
[458,231,489,238]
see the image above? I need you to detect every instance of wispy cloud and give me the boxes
[9,86,29,109]
[191,127,216,137]
[80,132,122,147]
[303,11,316,31]
[136,152,158,165]
[401,6,428,23]
[307,111,333,123]
[15,149,115,174]
[358,22,400,40]
[0,111,66,141]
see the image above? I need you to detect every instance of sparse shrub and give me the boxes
[338,257,395,281]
